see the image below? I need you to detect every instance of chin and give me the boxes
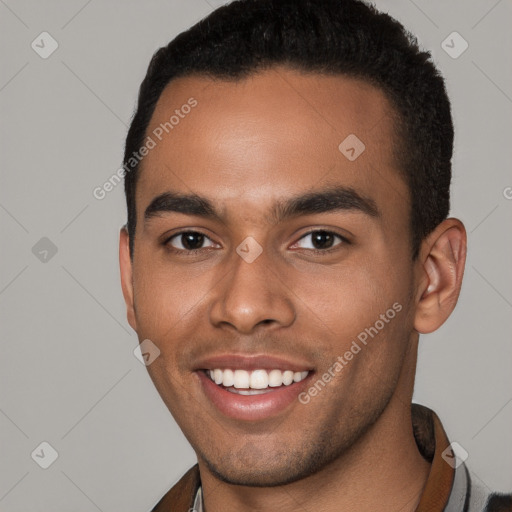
[204,457,315,487]
[198,435,344,488]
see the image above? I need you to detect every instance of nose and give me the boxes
[209,247,296,334]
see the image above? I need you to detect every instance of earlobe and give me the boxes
[414,219,467,334]
[119,226,137,332]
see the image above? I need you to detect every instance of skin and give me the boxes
[119,67,467,512]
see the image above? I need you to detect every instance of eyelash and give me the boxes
[163,229,350,256]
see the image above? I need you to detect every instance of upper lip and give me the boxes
[193,354,314,372]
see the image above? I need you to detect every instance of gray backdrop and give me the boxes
[1,0,511,510]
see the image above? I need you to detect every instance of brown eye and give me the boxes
[293,230,345,251]
[166,231,215,252]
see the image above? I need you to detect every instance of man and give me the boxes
[119,0,512,510]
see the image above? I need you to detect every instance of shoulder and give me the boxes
[150,464,200,512]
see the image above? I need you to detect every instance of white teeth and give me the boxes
[268,369,283,387]
[233,369,250,389]
[227,388,269,395]
[294,371,309,382]
[207,368,309,389]
[250,369,269,389]
[222,368,234,387]
[282,370,294,385]
[213,369,223,385]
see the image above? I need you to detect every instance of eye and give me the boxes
[165,231,217,252]
[291,230,347,252]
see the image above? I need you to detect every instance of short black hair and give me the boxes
[123,0,453,259]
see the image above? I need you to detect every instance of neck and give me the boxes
[199,341,431,512]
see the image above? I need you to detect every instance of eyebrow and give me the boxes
[144,185,379,225]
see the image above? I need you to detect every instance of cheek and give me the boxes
[291,257,404,335]
[132,258,211,335]
[289,254,414,387]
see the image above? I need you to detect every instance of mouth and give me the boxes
[194,357,314,421]
[205,368,310,394]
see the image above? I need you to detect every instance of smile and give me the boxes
[206,368,310,394]
[197,363,313,421]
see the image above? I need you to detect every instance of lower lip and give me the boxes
[197,371,312,421]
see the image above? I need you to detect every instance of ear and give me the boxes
[414,218,467,334]
[119,226,137,332]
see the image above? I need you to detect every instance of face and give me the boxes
[122,68,419,486]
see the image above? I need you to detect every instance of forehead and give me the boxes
[137,67,408,223]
